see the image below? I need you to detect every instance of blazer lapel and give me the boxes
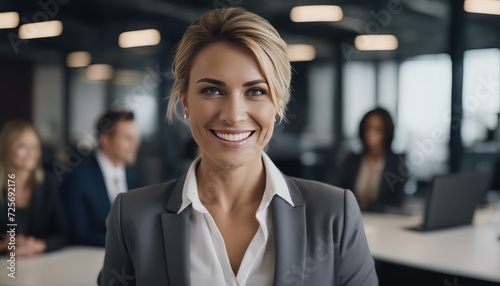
[161,173,191,286]
[272,176,307,286]
[91,156,112,210]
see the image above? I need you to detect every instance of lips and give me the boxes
[211,130,254,142]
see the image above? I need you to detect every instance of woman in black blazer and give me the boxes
[340,108,408,211]
[0,121,68,255]
[100,8,377,285]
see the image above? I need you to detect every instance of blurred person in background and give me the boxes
[61,110,141,247]
[0,120,67,256]
[340,108,408,211]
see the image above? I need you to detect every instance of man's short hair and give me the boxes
[96,110,135,138]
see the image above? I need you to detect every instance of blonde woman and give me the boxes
[0,121,67,256]
[100,8,377,286]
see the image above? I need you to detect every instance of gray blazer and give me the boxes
[100,173,378,286]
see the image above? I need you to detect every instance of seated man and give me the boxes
[61,111,142,246]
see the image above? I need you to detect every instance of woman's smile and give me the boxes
[184,41,276,168]
[211,129,256,147]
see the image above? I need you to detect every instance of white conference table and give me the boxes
[362,207,500,283]
[0,246,104,286]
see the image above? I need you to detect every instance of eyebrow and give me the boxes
[196,78,268,87]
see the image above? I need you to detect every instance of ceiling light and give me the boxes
[287,44,316,62]
[290,5,343,22]
[113,70,143,85]
[86,64,113,81]
[355,35,398,51]
[464,0,500,15]
[0,12,19,29]
[18,20,63,39]
[66,51,91,68]
[118,29,161,48]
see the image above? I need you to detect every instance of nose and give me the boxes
[219,92,247,125]
[24,145,39,162]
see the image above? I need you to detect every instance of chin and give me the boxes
[123,157,136,165]
[207,147,262,170]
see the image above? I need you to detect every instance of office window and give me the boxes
[462,48,500,146]
[306,62,335,148]
[70,70,106,145]
[342,61,376,139]
[398,54,451,178]
[112,82,158,140]
[377,61,399,117]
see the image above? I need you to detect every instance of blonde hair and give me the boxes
[167,7,291,123]
[0,121,44,202]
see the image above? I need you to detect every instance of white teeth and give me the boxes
[215,131,252,142]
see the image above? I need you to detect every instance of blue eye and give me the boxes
[201,87,221,95]
[247,88,266,96]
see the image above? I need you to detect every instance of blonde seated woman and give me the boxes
[0,121,68,256]
[100,7,377,286]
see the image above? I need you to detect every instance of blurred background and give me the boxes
[1,1,500,285]
[0,0,499,200]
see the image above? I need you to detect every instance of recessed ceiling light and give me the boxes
[464,0,500,15]
[118,29,161,48]
[18,20,63,39]
[290,5,343,22]
[86,64,114,81]
[287,44,316,62]
[66,51,91,68]
[0,12,19,29]
[355,35,398,51]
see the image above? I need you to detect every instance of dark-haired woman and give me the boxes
[340,108,408,211]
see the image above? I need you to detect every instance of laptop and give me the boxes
[408,171,491,231]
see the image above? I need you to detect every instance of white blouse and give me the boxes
[177,152,294,286]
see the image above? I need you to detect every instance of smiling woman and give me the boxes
[100,7,378,286]
[185,41,276,171]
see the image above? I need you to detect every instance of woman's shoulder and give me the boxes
[116,179,180,215]
[122,179,178,201]
[288,176,346,195]
[285,176,361,226]
[286,176,351,210]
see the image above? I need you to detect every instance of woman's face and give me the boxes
[183,41,277,169]
[364,114,385,150]
[10,129,41,173]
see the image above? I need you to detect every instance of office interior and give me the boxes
[0,0,499,285]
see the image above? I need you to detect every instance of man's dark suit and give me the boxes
[99,173,378,285]
[61,154,141,246]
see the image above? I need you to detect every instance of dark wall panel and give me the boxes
[0,57,34,128]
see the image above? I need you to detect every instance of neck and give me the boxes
[196,154,266,212]
[366,146,385,159]
[100,149,122,167]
